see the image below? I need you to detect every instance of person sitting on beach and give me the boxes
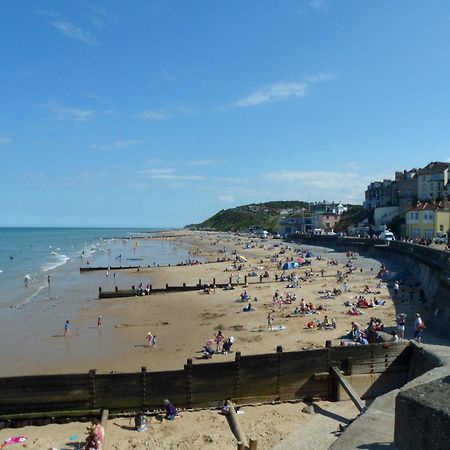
[242,302,253,312]
[357,333,369,345]
[203,339,215,358]
[222,336,234,354]
[163,399,178,420]
[240,290,250,301]
[83,418,105,450]
[292,306,301,316]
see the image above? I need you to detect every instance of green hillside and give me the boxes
[334,205,367,232]
[188,201,310,233]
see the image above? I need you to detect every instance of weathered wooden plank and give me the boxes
[190,363,235,406]
[330,366,365,413]
[146,370,186,408]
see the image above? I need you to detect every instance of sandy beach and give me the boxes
[0,230,410,376]
[0,230,434,449]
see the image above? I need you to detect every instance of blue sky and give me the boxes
[1,0,450,227]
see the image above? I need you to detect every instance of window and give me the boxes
[423,211,434,222]
[425,230,433,240]
[408,211,419,223]
[412,229,420,239]
[440,225,444,232]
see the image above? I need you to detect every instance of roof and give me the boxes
[417,162,450,175]
[408,201,445,211]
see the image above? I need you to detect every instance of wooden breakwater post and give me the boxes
[89,369,97,409]
[141,366,148,410]
[100,409,109,450]
[234,352,241,399]
[227,400,247,448]
[185,358,193,409]
[276,346,283,401]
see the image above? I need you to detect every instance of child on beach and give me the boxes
[147,332,155,347]
[64,320,70,336]
[83,418,105,450]
[215,330,225,352]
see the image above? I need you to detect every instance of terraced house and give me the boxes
[405,201,450,239]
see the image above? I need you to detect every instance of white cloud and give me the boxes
[217,177,246,184]
[90,140,142,150]
[219,194,234,203]
[263,169,372,203]
[56,107,95,123]
[0,137,12,145]
[188,159,216,166]
[345,161,362,171]
[139,168,203,180]
[309,0,328,11]
[88,6,117,29]
[139,110,170,121]
[235,73,335,107]
[51,20,96,45]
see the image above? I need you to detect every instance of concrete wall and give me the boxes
[395,376,450,450]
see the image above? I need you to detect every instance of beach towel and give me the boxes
[269,325,286,332]
[2,436,27,446]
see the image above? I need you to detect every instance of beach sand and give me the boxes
[0,400,359,449]
[0,230,433,449]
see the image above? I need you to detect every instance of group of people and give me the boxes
[305,315,337,330]
[203,330,235,358]
[137,283,152,295]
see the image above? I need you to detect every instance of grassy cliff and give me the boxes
[188,201,310,233]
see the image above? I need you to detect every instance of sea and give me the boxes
[0,227,192,311]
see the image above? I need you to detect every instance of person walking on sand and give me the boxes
[97,315,102,327]
[64,320,71,336]
[267,311,274,331]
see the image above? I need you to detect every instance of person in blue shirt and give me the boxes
[164,399,178,420]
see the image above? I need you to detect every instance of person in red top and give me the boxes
[215,330,225,352]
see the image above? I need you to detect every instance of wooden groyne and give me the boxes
[0,342,413,428]
[80,260,224,273]
[98,275,275,298]
[80,265,141,272]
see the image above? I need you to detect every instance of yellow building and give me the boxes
[405,202,450,239]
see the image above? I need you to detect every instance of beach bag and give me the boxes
[135,413,148,432]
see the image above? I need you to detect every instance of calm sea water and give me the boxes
[0,227,190,309]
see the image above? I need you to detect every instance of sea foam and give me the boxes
[41,254,70,272]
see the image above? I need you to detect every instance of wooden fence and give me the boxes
[99,275,276,298]
[0,342,411,425]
